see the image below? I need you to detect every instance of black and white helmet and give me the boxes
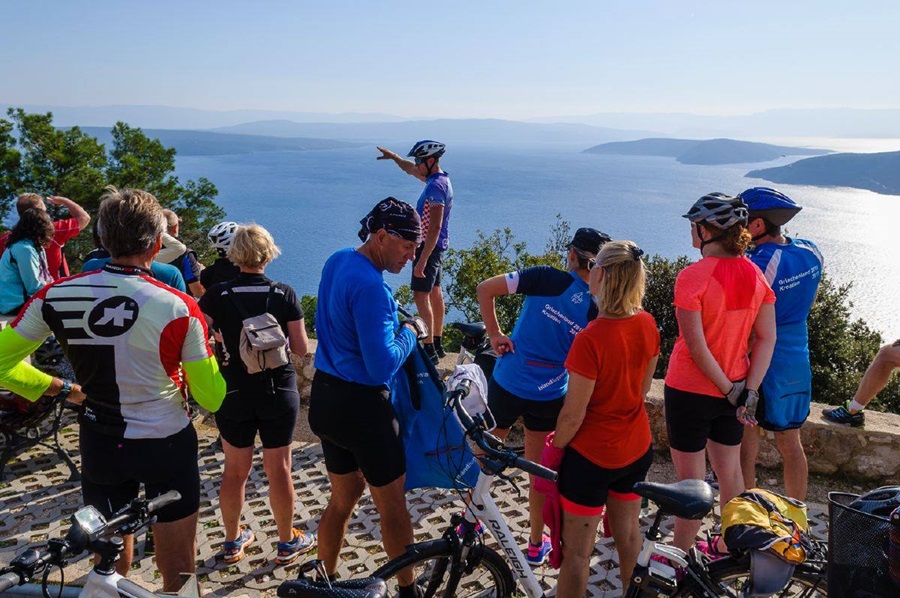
[407,140,446,160]
[208,221,238,252]
[682,193,750,230]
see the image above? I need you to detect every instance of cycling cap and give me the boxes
[358,197,422,243]
[738,187,802,226]
[682,192,749,230]
[848,486,900,518]
[569,227,612,255]
[208,221,238,252]
[407,140,446,160]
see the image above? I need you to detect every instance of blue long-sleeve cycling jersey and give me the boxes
[314,248,417,386]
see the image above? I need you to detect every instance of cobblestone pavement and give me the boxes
[0,422,829,597]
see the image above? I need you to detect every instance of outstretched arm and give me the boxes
[376,146,426,182]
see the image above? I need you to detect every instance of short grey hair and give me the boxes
[97,186,166,258]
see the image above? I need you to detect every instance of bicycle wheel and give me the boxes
[674,556,827,597]
[373,538,516,598]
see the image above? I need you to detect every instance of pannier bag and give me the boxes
[828,491,895,598]
[722,488,812,564]
[226,286,290,374]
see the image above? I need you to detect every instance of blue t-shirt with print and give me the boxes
[748,237,824,430]
[492,266,598,401]
[416,172,453,250]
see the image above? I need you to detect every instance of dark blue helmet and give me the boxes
[738,187,802,226]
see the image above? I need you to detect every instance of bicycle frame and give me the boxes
[463,471,546,598]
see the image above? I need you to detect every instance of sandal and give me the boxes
[275,528,317,565]
[222,526,255,563]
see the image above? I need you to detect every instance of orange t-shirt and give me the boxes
[565,310,660,469]
[665,256,776,398]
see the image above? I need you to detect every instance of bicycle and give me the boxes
[624,480,828,597]
[279,377,557,597]
[0,491,199,597]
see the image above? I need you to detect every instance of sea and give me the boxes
[174,141,900,337]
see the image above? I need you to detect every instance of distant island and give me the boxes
[77,127,361,156]
[747,151,900,196]
[583,138,829,165]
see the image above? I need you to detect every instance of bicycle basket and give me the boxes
[827,492,894,597]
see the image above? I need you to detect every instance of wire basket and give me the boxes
[827,492,894,597]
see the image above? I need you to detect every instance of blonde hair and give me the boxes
[594,240,646,316]
[97,186,166,258]
[228,224,281,269]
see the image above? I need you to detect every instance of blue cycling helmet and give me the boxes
[738,187,802,226]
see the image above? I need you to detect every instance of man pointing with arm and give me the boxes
[377,140,453,364]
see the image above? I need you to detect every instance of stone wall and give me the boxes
[645,379,899,484]
[293,349,900,484]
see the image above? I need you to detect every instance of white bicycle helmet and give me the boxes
[208,221,238,253]
[683,192,750,230]
[407,140,446,160]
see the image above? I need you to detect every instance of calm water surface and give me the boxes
[175,144,900,336]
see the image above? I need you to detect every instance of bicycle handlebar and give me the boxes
[0,491,182,591]
[446,381,557,482]
[0,572,22,592]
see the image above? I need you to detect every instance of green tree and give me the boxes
[0,109,223,266]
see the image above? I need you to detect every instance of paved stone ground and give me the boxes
[0,419,829,597]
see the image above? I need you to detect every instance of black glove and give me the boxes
[724,380,746,406]
[402,316,429,340]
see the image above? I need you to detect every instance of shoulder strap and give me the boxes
[225,286,252,320]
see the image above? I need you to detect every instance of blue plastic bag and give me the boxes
[391,344,480,491]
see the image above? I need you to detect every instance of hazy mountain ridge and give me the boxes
[747,151,900,195]
[76,127,360,156]
[212,118,653,146]
[584,138,829,165]
[533,108,900,139]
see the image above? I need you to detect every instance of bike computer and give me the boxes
[72,505,106,537]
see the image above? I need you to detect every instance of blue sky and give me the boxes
[3,1,898,118]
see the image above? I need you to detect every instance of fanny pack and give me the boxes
[225,285,290,375]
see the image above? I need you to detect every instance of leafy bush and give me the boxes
[642,254,693,376]
[301,295,317,338]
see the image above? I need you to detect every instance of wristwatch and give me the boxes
[60,380,72,395]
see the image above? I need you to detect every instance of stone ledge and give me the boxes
[645,379,900,484]
[292,350,900,484]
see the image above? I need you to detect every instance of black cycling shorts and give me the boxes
[308,370,405,488]
[215,380,300,449]
[664,385,744,453]
[487,377,564,432]
[410,247,443,292]
[79,424,200,523]
[558,446,653,514]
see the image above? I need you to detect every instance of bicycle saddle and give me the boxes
[277,577,387,598]
[633,479,714,520]
[452,321,486,339]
